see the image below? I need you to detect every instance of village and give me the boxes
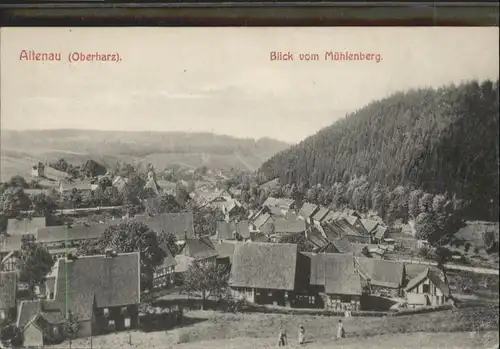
[0,159,498,348]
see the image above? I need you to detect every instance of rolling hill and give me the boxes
[0,129,290,181]
[259,79,499,221]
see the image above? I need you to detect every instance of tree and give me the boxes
[31,193,57,217]
[158,231,179,256]
[77,221,165,291]
[64,310,79,349]
[183,261,229,309]
[175,184,189,207]
[414,212,439,241]
[0,187,32,218]
[408,189,424,219]
[19,241,54,290]
[98,176,113,190]
[483,230,497,250]
[8,175,28,188]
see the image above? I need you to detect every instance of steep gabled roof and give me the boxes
[305,227,329,249]
[356,258,405,289]
[214,241,241,263]
[299,203,319,219]
[361,219,379,234]
[180,237,218,260]
[303,253,362,295]
[36,224,107,243]
[253,213,272,229]
[134,212,195,240]
[0,234,24,252]
[7,217,46,236]
[158,242,176,268]
[404,268,449,295]
[374,226,388,240]
[0,272,17,310]
[273,218,306,234]
[55,252,141,320]
[230,242,297,290]
[216,221,236,240]
[313,207,330,222]
[236,221,251,239]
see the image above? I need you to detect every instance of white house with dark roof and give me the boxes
[404,267,450,307]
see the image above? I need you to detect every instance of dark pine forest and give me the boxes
[259,80,499,221]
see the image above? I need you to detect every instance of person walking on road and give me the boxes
[278,329,287,346]
[298,325,305,345]
[336,319,345,340]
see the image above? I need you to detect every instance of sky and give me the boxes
[1,27,498,144]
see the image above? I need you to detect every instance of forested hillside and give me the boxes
[260,80,499,221]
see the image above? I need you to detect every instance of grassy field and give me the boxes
[47,306,499,349]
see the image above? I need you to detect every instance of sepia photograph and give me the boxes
[0,27,499,349]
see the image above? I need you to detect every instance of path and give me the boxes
[399,258,499,275]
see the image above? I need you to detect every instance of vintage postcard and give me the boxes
[0,27,498,349]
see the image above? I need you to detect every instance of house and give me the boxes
[175,237,219,280]
[212,199,246,220]
[303,253,362,311]
[213,241,241,269]
[16,300,66,347]
[272,218,307,236]
[0,235,24,271]
[404,267,450,307]
[344,216,369,235]
[304,227,330,252]
[323,218,371,244]
[58,179,93,194]
[372,226,388,244]
[229,242,309,307]
[55,252,141,337]
[143,171,164,196]
[177,237,218,263]
[251,212,273,233]
[153,243,176,290]
[355,258,406,297]
[0,271,17,320]
[6,216,46,236]
[312,207,330,226]
[342,208,362,219]
[262,197,295,213]
[298,203,319,222]
[360,219,379,235]
[31,162,45,177]
[215,221,250,241]
[36,224,108,261]
[134,212,195,242]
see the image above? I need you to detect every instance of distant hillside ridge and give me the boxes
[259,79,499,221]
[0,130,290,180]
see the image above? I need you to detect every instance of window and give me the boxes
[103,308,109,316]
[124,318,131,328]
[121,306,128,315]
[0,310,5,319]
[53,326,59,334]
[108,320,115,330]
[423,284,430,293]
